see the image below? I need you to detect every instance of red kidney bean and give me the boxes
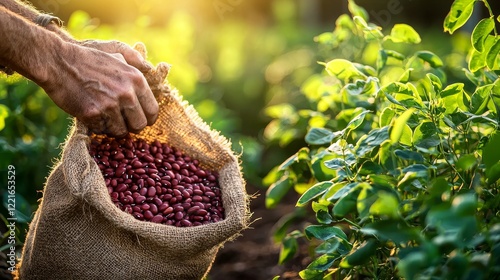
[196,209,208,216]
[193,189,203,196]
[115,184,127,192]
[187,206,200,214]
[159,203,169,212]
[144,210,154,220]
[90,134,225,227]
[151,215,163,223]
[115,166,125,177]
[135,195,146,204]
[147,186,156,197]
[205,191,215,198]
[163,206,174,215]
[174,212,184,220]
[143,155,154,163]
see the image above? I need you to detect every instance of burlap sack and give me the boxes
[16,59,249,279]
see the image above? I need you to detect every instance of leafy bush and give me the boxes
[266,0,500,279]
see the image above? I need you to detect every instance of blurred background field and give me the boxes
[1,0,496,278]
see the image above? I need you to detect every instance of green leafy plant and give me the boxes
[265,0,500,279]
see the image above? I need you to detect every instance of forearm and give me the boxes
[0,0,74,41]
[0,6,67,84]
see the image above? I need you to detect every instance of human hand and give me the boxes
[40,41,159,137]
[80,40,154,73]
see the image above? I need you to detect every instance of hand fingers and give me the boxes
[86,110,128,137]
[122,101,148,134]
[135,78,159,126]
[105,107,129,137]
[112,41,152,73]
[82,40,153,73]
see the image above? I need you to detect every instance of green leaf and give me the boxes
[355,126,390,157]
[390,108,416,144]
[315,239,341,254]
[348,0,369,21]
[377,49,388,72]
[483,133,500,183]
[272,211,303,242]
[339,239,378,268]
[452,193,477,216]
[440,83,464,98]
[324,59,366,80]
[265,103,296,118]
[397,251,429,280]
[413,121,440,148]
[444,0,476,34]
[486,38,500,70]
[356,184,376,217]
[426,73,443,91]
[384,92,404,107]
[314,32,335,45]
[324,158,347,170]
[470,84,493,114]
[398,68,413,83]
[380,107,396,127]
[415,51,443,68]
[378,140,395,170]
[278,153,298,171]
[471,18,495,52]
[394,149,425,162]
[298,268,323,280]
[402,164,429,177]
[345,108,370,132]
[0,104,9,131]
[369,192,400,218]
[266,176,293,209]
[306,253,339,272]
[386,50,406,60]
[316,209,333,224]
[469,35,496,72]
[305,225,349,242]
[389,24,421,44]
[279,236,298,264]
[297,181,334,207]
[456,154,477,171]
[305,127,343,145]
[322,182,348,202]
[333,184,364,217]
[361,220,419,244]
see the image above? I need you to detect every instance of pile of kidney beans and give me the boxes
[89,135,224,227]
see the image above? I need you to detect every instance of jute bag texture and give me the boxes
[16,59,249,279]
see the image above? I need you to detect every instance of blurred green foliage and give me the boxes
[0,0,320,255]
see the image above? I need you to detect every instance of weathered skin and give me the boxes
[0,0,158,136]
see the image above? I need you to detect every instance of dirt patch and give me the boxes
[209,184,306,280]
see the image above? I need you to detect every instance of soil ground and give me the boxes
[209,184,306,280]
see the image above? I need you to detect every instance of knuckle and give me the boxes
[82,106,102,120]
